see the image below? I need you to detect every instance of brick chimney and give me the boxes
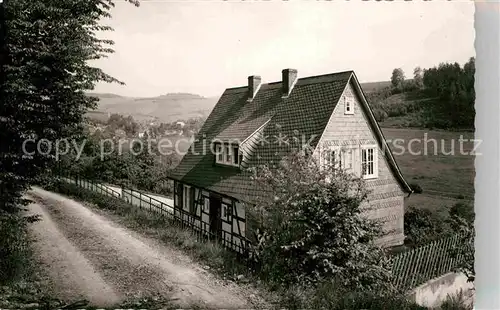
[282,68,298,97]
[248,75,262,101]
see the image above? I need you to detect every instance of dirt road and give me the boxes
[26,187,265,309]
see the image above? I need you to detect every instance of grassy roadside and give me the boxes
[0,195,186,309]
[44,180,473,310]
[0,207,57,309]
[43,180,277,309]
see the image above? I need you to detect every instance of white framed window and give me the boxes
[225,145,231,163]
[322,146,360,170]
[344,96,354,115]
[321,148,334,168]
[341,148,354,171]
[214,143,240,167]
[361,145,378,179]
[215,144,223,162]
[222,203,231,221]
[203,197,209,213]
[321,148,341,170]
[182,185,191,211]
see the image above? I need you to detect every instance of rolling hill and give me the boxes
[86,82,389,123]
[87,92,218,123]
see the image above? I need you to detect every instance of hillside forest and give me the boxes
[369,57,475,130]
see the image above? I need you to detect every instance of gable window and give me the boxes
[361,146,378,179]
[322,149,332,168]
[342,149,353,171]
[321,146,359,176]
[344,96,354,115]
[214,142,240,167]
[322,148,341,170]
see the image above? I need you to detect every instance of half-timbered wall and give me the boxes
[232,201,246,250]
[174,181,205,231]
[173,181,248,253]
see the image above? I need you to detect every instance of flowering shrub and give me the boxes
[247,150,393,291]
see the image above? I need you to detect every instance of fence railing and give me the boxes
[56,174,254,264]
[122,187,174,215]
[390,233,472,291]
[55,174,472,291]
[62,176,122,198]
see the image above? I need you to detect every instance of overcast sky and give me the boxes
[92,1,475,98]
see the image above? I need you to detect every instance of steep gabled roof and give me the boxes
[169,70,411,203]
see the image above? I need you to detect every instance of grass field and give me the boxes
[381,127,475,215]
[359,80,392,93]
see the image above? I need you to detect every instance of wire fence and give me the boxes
[56,173,472,291]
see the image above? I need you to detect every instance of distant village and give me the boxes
[85,111,205,140]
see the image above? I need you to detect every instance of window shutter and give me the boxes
[321,149,328,169]
[353,147,361,177]
[232,146,239,165]
[361,149,366,176]
[337,150,342,169]
[343,149,353,170]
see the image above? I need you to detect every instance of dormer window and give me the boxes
[215,142,240,167]
[225,145,231,163]
[216,144,223,162]
[344,96,354,115]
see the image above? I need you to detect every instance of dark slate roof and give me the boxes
[169,70,412,203]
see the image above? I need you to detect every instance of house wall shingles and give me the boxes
[315,81,405,247]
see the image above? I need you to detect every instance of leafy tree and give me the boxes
[0,0,139,212]
[413,67,424,89]
[247,150,393,291]
[446,202,474,282]
[0,0,140,286]
[372,109,388,122]
[404,207,452,247]
[59,129,176,195]
[448,215,474,283]
[422,58,475,129]
[449,202,474,227]
[391,68,405,90]
[107,114,139,137]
